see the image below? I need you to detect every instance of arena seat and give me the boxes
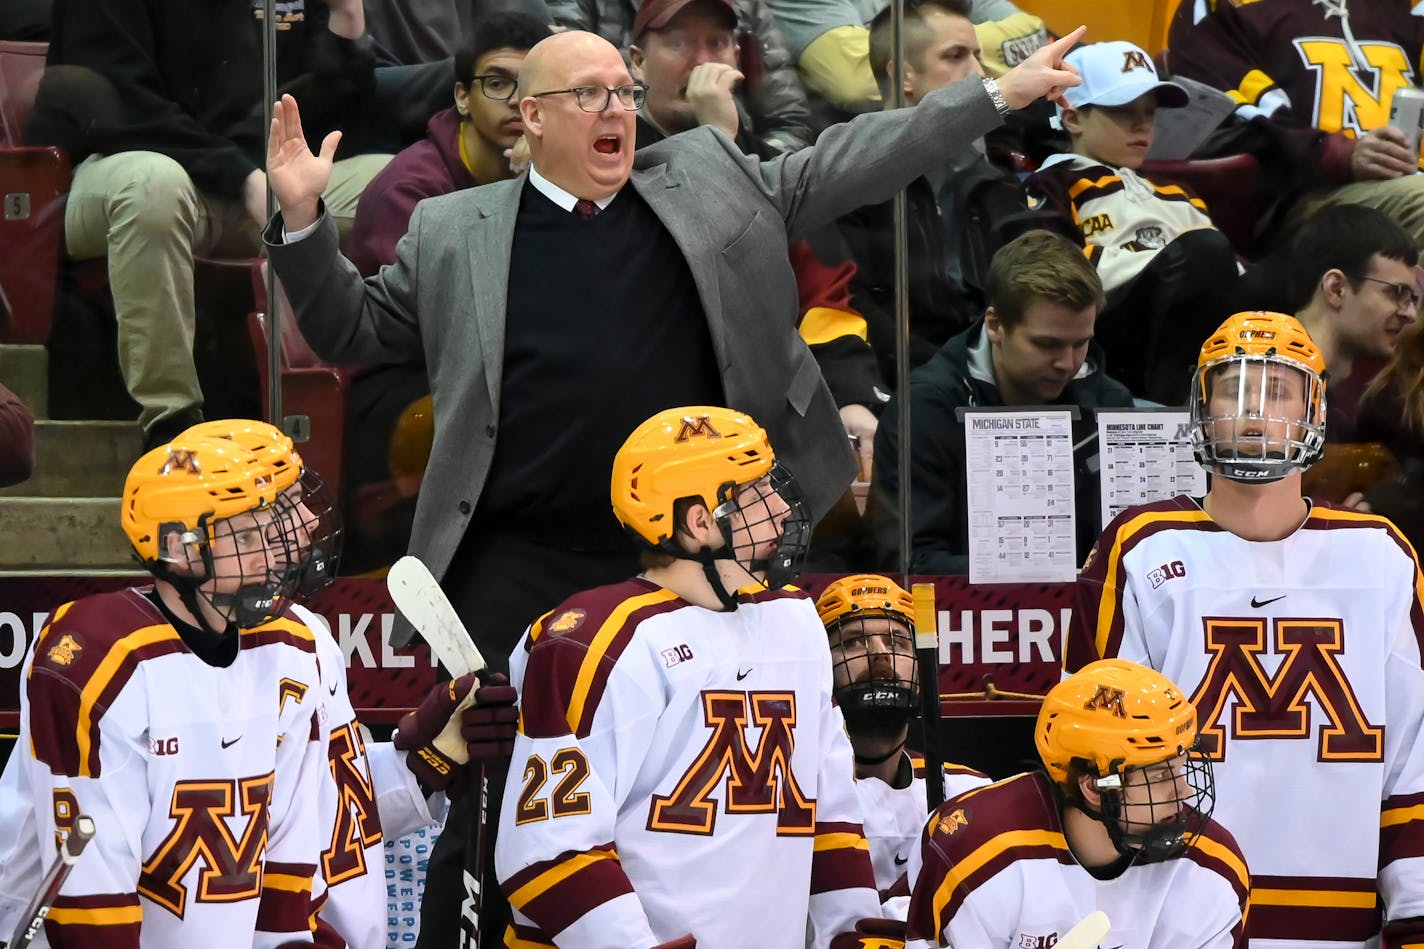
[0,41,69,344]
[247,268,355,505]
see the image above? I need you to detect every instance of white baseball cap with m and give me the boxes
[1060,40,1189,111]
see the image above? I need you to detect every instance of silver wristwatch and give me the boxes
[981,76,1010,115]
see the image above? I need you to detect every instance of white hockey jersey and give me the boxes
[13,587,329,949]
[498,579,881,949]
[1072,497,1424,948]
[855,752,990,919]
[904,772,1250,948]
[297,605,443,949]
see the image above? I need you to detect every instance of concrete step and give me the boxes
[0,498,133,571]
[0,344,48,419]
[0,420,142,498]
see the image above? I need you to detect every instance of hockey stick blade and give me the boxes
[12,815,97,949]
[1054,910,1110,949]
[387,556,488,678]
[386,555,489,948]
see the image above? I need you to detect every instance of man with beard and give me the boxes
[815,574,989,920]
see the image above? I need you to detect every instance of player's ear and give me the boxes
[1077,772,1102,807]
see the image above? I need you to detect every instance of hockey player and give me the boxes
[0,421,519,949]
[8,431,331,948]
[905,658,1249,948]
[495,406,883,948]
[1070,310,1424,947]
[814,575,989,916]
[179,419,518,949]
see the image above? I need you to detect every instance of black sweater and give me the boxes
[32,0,375,199]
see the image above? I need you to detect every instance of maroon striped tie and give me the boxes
[573,199,598,218]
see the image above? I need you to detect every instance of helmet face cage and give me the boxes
[285,468,343,598]
[1189,313,1327,482]
[713,462,810,588]
[174,491,310,629]
[827,612,919,731]
[1090,746,1216,861]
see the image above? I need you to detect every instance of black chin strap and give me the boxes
[693,547,741,612]
[852,737,907,767]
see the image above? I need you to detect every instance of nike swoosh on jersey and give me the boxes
[736,667,752,680]
[221,735,242,748]
[893,854,908,866]
[1250,594,1287,608]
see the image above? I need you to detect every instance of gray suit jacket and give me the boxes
[264,77,1002,584]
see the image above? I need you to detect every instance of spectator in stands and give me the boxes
[1288,204,1418,441]
[868,230,1134,574]
[0,382,35,487]
[33,0,390,450]
[550,0,813,152]
[1358,317,1424,550]
[772,0,1041,117]
[1028,40,1241,406]
[837,0,1033,388]
[351,12,552,275]
[629,0,883,467]
[1168,0,1424,249]
[264,27,1082,944]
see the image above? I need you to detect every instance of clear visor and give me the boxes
[1188,354,1325,482]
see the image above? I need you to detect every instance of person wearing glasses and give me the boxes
[263,26,1083,946]
[348,11,553,276]
[1287,203,1420,443]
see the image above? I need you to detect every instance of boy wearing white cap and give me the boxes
[1027,40,1241,405]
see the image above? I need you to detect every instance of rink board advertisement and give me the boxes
[0,574,1072,728]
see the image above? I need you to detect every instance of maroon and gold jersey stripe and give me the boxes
[1247,875,1378,943]
[811,821,874,894]
[502,843,633,935]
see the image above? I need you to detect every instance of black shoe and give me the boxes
[141,409,205,454]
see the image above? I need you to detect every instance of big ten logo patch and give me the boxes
[1147,560,1186,589]
[661,643,694,667]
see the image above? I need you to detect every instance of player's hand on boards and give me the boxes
[394,673,519,798]
[829,917,907,949]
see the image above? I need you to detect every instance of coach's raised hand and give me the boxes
[996,25,1086,110]
[266,93,342,232]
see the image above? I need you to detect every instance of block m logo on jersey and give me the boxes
[1190,617,1382,762]
[139,773,274,916]
[1294,38,1416,144]
[649,690,816,835]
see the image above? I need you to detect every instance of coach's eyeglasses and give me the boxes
[530,82,649,112]
[469,74,519,102]
[1353,274,1421,310]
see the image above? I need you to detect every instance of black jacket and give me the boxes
[867,320,1136,574]
[33,0,375,199]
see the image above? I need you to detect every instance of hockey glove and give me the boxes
[394,673,519,799]
[829,917,907,949]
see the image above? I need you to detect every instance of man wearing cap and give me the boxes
[1027,39,1241,404]
[549,0,815,153]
